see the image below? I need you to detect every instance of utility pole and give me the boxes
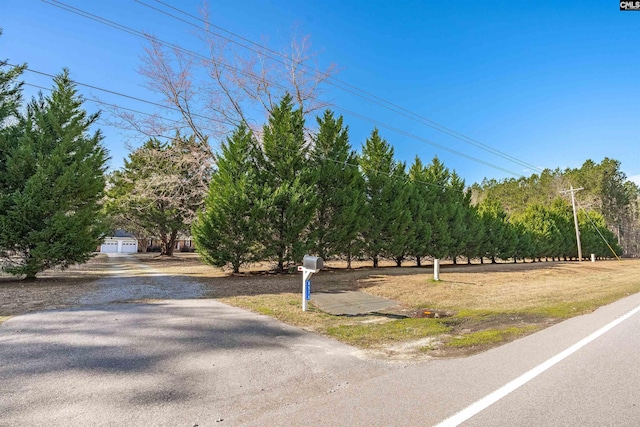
[560,186,584,262]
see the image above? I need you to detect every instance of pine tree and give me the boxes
[479,199,516,263]
[407,157,433,267]
[445,171,471,264]
[360,129,411,267]
[192,123,263,273]
[0,70,108,279]
[258,94,316,272]
[424,157,453,260]
[461,204,485,264]
[309,110,366,267]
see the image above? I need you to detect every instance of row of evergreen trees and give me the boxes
[192,95,620,273]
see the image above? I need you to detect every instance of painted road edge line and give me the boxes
[434,303,640,427]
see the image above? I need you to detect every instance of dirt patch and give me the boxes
[0,255,111,317]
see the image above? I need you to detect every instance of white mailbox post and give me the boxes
[297,255,323,311]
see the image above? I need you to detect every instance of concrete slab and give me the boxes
[311,290,398,315]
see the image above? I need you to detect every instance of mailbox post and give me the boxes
[297,255,323,311]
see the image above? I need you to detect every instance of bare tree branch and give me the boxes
[103,1,338,148]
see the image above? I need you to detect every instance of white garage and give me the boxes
[100,237,138,253]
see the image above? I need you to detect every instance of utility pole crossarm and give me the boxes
[560,186,584,262]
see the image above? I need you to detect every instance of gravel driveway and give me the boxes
[73,253,208,305]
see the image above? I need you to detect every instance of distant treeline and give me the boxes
[192,95,629,273]
[474,158,639,258]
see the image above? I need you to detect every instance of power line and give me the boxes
[41,0,523,177]
[140,0,544,174]
[23,78,460,192]
[21,65,513,174]
[23,82,219,137]
[18,65,230,126]
[579,206,621,260]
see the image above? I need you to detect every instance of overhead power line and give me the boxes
[18,65,229,126]
[23,78,462,193]
[140,0,544,174]
[24,81,219,137]
[578,206,621,261]
[42,0,523,177]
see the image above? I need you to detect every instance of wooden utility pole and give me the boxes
[560,186,584,261]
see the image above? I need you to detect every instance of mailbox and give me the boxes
[303,255,323,271]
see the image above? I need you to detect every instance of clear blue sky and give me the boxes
[2,0,639,186]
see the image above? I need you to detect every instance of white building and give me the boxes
[100,231,138,253]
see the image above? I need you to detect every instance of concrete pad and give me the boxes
[311,290,398,315]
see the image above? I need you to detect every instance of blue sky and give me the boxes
[2,0,639,186]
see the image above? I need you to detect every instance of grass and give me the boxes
[218,294,346,331]
[447,325,540,348]
[326,318,450,347]
[96,256,640,357]
[210,260,640,356]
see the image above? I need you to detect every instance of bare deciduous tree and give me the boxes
[109,3,337,144]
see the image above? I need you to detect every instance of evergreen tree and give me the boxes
[549,197,575,260]
[192,123,263,273]
[511,221,533,263]
[407,157,433,267]
[0,52,26,195]
[478,199,516,263]
[0,70,108,279]
[445,171,471,264]
[579,210,621,259]
[309,110,366,267]
[424,157,453,260]
[258,94,316,272]
[516,204,561,261]
[388,162,413,266]
[460,203,485,264]
[360,129,411,267]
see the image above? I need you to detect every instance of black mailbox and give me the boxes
[303,255,323,271]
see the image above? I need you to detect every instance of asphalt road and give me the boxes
[2,258,640,426]
[0,300,390,426]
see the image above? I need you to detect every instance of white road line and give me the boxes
[434,303,640,427]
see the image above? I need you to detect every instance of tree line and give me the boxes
[0,60,629,279]
[187,95,622,273]
[474,159,639,257]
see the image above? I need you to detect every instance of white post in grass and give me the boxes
[434,259,440,281]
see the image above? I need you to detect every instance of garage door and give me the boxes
[121,242,138,253]
[101,242,118,253]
